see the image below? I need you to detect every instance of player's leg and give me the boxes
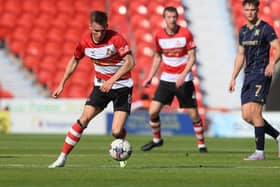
[141,81,174,151]
[176,81,207,152]
[183,108,207,153]
[242,102,265,160]
[48,105,102,168]
[49,86,108,168]
[141,100,165,151]
[110,87,132,167]
[263,119,280,158]
[111,111,129,139]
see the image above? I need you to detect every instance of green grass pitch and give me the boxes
[0,134,279,187]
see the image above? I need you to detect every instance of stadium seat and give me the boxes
[22,41,44,70]
[74,0,91,13]
[22,0,40,15]
[62,41,77,57]
[57,55,70,71]
[3,0,22,16]
[65,84,88,98]
[29,28,48,43]
[6,27,30,55]
[0,13,17,38]
[44,42,62,58]
[57,0,75,15]
[51,13,71,31]
[39,0,57,16]
[33,13,53,30]
[16,13,35,31]
[90,0,106,11]
[64,29,82,43]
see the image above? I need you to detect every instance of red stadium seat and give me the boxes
[64,29,82,43]
[3,0,22,16]
[44,42,63,58]
[6,27,30,55]
[57,0,75,15]
[22,0,40,15]
[39,0,57,16]
[65,84,88,98]
[29,28,48,43]
[46,28,65,43]
[16,13,35,30]
[90,0,106,11]
[62,41,77,56]
[51,13,71,31]
[22,41,44,70]
[74,0,91,13]
[67,14,89,32]
[57,55,70,71]
[0,13,17,38]
[33,13,53,30]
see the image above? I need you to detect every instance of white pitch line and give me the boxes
[0,164,280,169]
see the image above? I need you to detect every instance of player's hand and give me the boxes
[265,63,274,77]
[52,85,64,98]
[142,78,152,88]
[228,79,235,93]
[176,76,185,88]
[100,80,113,93]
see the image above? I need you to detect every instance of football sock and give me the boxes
[255,126,265,150]
[114,128,127,139]
[193,119,206,148]
[263,119,280,139]
[121,128,127,139]
[150,116,161,142]
[61,121,85,155]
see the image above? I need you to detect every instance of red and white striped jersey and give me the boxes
[154,26,196,82]
[74,30,133,89]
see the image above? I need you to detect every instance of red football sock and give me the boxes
[61,122,84,154]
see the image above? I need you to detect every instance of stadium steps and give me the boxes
[0,48,49,98]
[182,0,241,110]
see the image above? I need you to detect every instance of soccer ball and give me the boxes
[109,139,132,161]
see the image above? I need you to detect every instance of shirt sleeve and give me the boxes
[154,32,162,53]
[265,25,278,43]
[73,41,85,60]
[114,33,131,57]
[185,28,196,50]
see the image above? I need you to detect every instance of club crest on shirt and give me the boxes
[254,29,260,36]
[106,48,113,56]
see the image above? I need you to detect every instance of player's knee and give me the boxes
[242,113,253,124]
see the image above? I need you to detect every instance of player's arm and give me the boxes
[265,38,280,76]
[176,48,196,88]
[100,53,135,93]
[52,56,80,98]
[228,45,245,93]
[143,51,162,87]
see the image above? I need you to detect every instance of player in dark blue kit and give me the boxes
[229,0,280,160]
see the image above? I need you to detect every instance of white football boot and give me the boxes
[48,154,66,168]
[243,151,265,160]
[119,161,127,168]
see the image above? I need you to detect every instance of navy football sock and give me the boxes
[263,119,280,139]
[255,126,265,150]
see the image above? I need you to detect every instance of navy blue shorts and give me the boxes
[85,86,133,114]
[241,73,272,105]
[153,80,197,108]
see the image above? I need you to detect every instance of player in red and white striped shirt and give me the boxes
[141,6,207,153]
[49,10,135,168]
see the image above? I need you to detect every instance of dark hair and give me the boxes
[242,0,260,7]
[90,10,108,26]
[162,6,178,18]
